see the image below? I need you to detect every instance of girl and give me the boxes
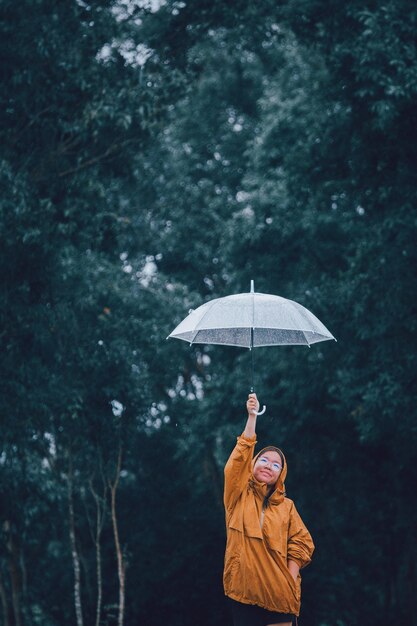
[224,394,314,626]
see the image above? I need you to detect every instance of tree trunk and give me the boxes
[94,521,103,626]
[67,454,84,626]
[0,568,12,626]
[89,470,107,626]
[4,520,24,626]
[109,443,126,626]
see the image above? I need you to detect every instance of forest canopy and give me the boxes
[1,1,417,625]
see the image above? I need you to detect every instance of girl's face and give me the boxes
[253,451,282,486]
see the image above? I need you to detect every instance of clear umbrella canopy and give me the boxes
[168,281,335,348]
[168,281,335,415]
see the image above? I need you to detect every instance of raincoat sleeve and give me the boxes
[287,502,315,569]
[224,433,256,514]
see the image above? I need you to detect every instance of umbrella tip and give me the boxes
[250,279,254,293]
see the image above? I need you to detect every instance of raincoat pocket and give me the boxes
[281,566,301,602]
[267,540,301,602]
[292,573,302,602]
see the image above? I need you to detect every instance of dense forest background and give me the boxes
[1,1,417,625]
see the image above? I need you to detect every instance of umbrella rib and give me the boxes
[301,329,311,347]
[284,299,314,346]
[188,298,223,345]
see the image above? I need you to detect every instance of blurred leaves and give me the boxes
[1,1,417,625]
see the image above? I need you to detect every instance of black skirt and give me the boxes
[228,598,295,626]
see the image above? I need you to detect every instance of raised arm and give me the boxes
[243,393,260,438]
[224,394,260,514]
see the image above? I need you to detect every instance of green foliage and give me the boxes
[1,1,417,625]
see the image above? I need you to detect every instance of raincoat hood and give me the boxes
[250,446,287,500]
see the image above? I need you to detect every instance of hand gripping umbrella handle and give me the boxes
[251,405,266,416]
[249,385,266,416]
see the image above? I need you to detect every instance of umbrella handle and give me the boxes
[249,387,266,416]
[251,405,266,416]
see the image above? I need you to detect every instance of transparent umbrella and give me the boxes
[168,281,336,414]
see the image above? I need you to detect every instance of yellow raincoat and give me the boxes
[223,433,314,616]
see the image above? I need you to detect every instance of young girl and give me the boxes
[223,394,314,626]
